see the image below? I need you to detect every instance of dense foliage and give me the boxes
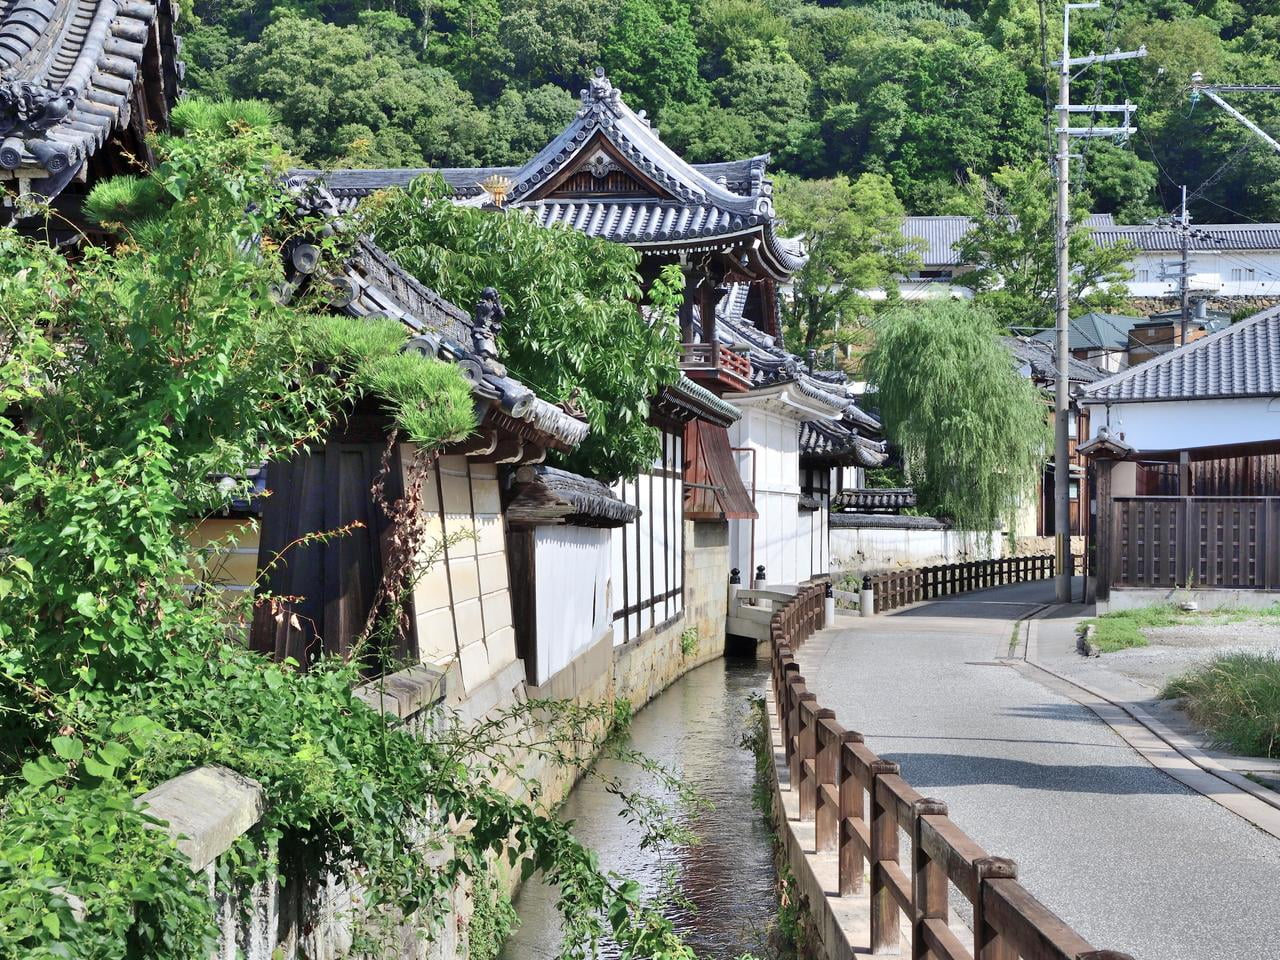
[0,102,696,959]
[956,164,1136,330]
[776,172,921,364]
[362,177,684,480]
[863,301,1051,530]
[182,0,1280,221]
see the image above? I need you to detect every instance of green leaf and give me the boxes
[22,756,68,787]
[51,736,84,761]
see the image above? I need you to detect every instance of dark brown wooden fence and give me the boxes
[1109,496,1280,591]
[868,555,1059,614]
[769,583,1135,960]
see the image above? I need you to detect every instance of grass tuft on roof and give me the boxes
[302,314,475,448]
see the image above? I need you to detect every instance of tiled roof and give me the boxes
[901,214,1116,267]
[529,198,800,265]
[706,282,887,466]
[290,155,771,205]
[1091,223,1280,252]
[0,0,180,194]
[1028,312,1141,352]
[287,72,804,276]
[507,465,639,528]
[1080,304,1280,402]
[1005,335,1105,385]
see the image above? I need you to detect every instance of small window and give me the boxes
[1137,269,1150,282]
[1067,411,1078,439]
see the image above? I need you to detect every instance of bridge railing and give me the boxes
[868,554,1062,614]
[769,581,1133,960]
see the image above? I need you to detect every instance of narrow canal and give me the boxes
[499,654,777,959]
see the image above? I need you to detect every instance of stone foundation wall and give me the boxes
[151,522,735,960]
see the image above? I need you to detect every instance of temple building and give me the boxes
[0,0,180,230]
[295,68,885,615]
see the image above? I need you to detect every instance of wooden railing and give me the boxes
[769,582,1135,960]
[680,341,753,389]
[868,555,1059,614]
[1109,496,1280,591]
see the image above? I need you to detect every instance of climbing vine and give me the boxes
[0,100,699,959]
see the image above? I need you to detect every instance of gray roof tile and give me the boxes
[1080,303,1280,402]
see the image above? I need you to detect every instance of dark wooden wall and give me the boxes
[250,433,412,670]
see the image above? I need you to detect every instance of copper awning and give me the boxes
[684,420,757,520]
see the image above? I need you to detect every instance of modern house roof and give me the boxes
[1028,312,1142,352]
[0,0,180,201]
[1005,336,1106,385]
[290,70,805,279]
[1080,304,1280,403]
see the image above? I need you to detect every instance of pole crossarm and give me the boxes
[1191,84,1280,155]
[1051,46,1147,68]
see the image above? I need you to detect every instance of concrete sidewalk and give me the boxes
[796,581,1280,960]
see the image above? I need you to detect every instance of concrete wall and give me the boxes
[829,521,1003,573]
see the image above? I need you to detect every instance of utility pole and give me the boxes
[1051,5,1145,603]
[1179,185,1190,346]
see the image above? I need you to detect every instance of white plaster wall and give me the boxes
[532,526,611,685]
[830,524,1004,572]
[1125,250,1280,298]
[728,407,810,585]
[1084,396,1280,452]
[410,454,517,694]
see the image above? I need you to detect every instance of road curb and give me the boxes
[1017,604,1280,840]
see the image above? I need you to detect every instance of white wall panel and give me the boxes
[532,525,611,684]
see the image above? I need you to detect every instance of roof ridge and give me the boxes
[1080,302,1280,397]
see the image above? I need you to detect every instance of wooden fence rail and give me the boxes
[868,554,1062,614]
[769,581,1133,960]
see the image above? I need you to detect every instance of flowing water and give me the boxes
[499,655,777,959]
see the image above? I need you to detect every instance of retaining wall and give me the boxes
[140,520,734,959]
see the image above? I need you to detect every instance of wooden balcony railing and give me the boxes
[769,582,1135,960]
[1109,495,1280,591]
[680,341,752,391]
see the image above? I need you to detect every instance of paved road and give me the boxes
[796,580,1280,960]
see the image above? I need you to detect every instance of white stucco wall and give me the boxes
[1084,396,1280,452]
[728,406,810,585]
[829,524,1005,572]
[531,526,612,685]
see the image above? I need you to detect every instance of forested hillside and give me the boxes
[184,1,1280,221]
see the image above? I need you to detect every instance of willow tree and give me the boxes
[864,300,1050,532]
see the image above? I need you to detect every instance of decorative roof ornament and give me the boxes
[479,174,513,208]
[472,287,507,376]
[584,149,621,179]
[580,67,623,113]
[0,79,76,137]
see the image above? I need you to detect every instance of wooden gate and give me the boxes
[1110,496,1280,591]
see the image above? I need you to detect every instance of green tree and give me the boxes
[497,0,611,90]
[864,300,1050,531]
[363,178,684,480]
[775,173,921,362]
[953,164,1134,330]
[600,0,706,115]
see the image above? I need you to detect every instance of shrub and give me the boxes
[1164,653,1280,758]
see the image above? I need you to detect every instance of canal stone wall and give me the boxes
[138,520,736,959]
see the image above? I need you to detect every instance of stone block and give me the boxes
[486,625,517,672]
[473,514,505,556]
[415,606,457,663]
[453,597,485,648]
[481,590,512,633]
[477,551,509,594]
[138,765,264,872]
[458,636,491,693]
[447,556,480,602]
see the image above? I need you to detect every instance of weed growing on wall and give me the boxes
[680,628,700,658]
[0,100,701,960]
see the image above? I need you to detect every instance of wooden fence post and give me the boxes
[869,759,902,954]
[973,856,1018,960]
[800,703,831,821]
[838,733,866,895]
[815,717,842,852]
[912,798,949,960]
